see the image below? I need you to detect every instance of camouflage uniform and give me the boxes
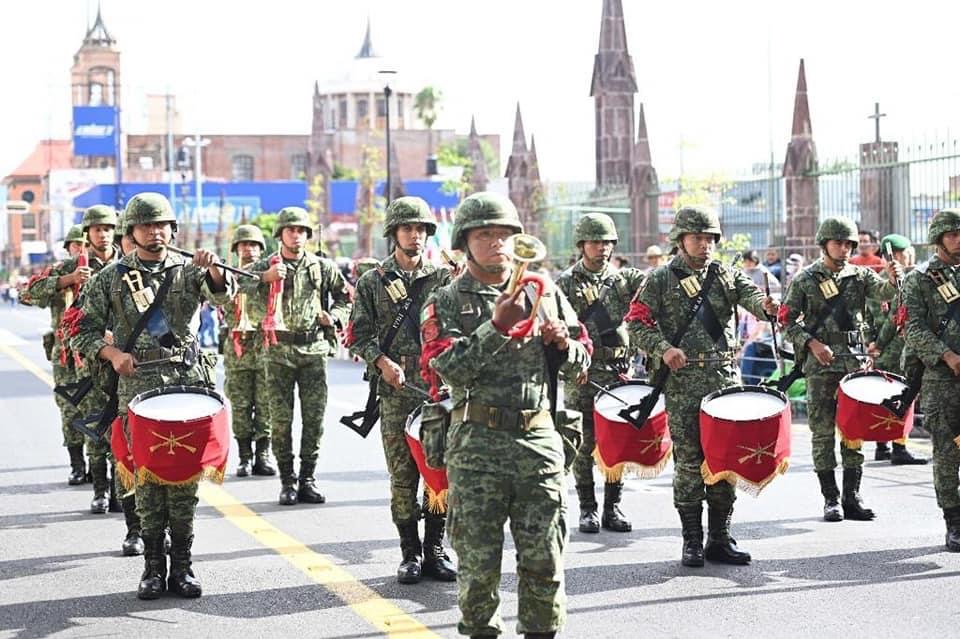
[73,192,236,599]
[629,207,767,567]
[422,192,590,637]
[556,213,645,534]
[222,225,274,477]
[902,209,960,551]
[348,197,455,584]
[781,217,896,522]
[241,207,352,505]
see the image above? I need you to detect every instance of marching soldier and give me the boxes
[348,197,456,584]
[556,213,645,534]
[242,207,351,506]
[903,209,960,552]
[73,192,236,599]
[421,192,590,639]
[781,217,899,523]
[223,224,276,478]
[628,207,776,567]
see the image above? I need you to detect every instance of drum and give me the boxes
[127,386,230,485]
[592,380,671,481]
[836,370,914,446]
[109,416,136,490]
[405,404,450,513]
[700,385,791,495]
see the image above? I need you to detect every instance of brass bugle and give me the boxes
[166,245,259,279]
[503,233,547,294]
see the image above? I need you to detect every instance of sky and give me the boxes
[3,0,959,184]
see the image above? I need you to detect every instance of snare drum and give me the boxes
[109,416,136,490]
[592,380,672,481]
[127,386,230,485]
[836,370,914,446]
[700,385,791,495]
[405,405,449,513]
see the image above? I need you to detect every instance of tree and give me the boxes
[414,86,443,162]
[356,145,385,257]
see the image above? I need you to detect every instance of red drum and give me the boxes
[592,380,672,481]
[836,370,914,447]
[700,385,791,496]
[405,404,449,513]
[127,386,230,486]
[110,416,136,490]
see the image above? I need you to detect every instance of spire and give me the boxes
[469,115,478,137]
[83,2,115,47]
[511,103,527,154]
[355,17,377,59]
[791,59,812,137]
[590,0,637,96]
[313,80,320,97]
[528,135,540,182]
[634,103,651,164]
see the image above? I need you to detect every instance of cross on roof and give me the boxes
[868,102,887,144]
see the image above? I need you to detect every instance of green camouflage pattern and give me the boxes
[450,191,522,251]
[231,224,266,251]
[136,481,199,539]
[63,224,85,248]
[81,205,117,231]
[573,213,618,243]
[919,379,960,509]
[927,209,960,246]
[222,288,270,442]
[52,363,84,447]
[668,207,721,243]
[382,196,437,237]
[423,269,589,635]
[124,192,177,233]
[265,357,328,477]
[815,217,859,247]
[273,206,313,239]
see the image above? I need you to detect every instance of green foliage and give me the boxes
[717,233,751,265]
[414,87,442,129]
[332,163,359,180]
[672,174,734,211]
[249,213,279,254]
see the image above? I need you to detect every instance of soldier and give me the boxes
[347,197,456,584]
[903,209,960,551]
[73,192,235,599]
[242,207,351,506]
[421,192,590,639]
[781,217,899,523]
[628,207,776,567]
[223,224,276,478]
[556,213,645,534]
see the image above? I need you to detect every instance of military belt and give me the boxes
[594,345,628,361]
[451,403,552,432]
[134,346,181,361]
[274,329,321,345]
[232,330,260,342]
[688,350,736,367]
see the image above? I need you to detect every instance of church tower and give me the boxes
[70,4,121,168]
[783,59,820,253]
[505,104,543,237]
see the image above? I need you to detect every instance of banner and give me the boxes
[72,106,119,156]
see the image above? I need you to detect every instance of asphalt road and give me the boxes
[0,304,957,639]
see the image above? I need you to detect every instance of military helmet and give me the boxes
[928,209,960,246]
[668,206,722,243]
[114,211,127,237]
[81,205,117,232]
[382,197,437,238]
[62,224,85,249]
[574,213,619,244]
[231,224,266,252]
[815,217,859,248]
[274,206,313,239]
[124,192,178,234]
[450,192,523,251]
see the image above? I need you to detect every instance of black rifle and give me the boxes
[619,262,722,428]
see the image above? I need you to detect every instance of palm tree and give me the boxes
[414,87,443,170]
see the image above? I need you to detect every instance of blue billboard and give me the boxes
[72,106,119,156]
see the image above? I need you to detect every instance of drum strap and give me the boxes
[810,271,855,332]
[670,265,727,350]
[578,274,625,348]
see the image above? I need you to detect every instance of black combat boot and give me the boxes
[525,633,556,639]
[576,484,600,533]
[297,463,326,504]
[704,506,751,565]
[278,460,298,506]
[817,470,843,522]
[874,441,891,461]
[67,445,86,486]
[944,506,960,552]
[236,438,253,477]
[89,457,110,514]
[252,437,277,476]
[678,504,704,567]
[601,481,632,532]
[841,467,876,521]
[422,511,457,581]
[137,533,167,600]
[890,443,928,465]
[121,495,144,556]
[396,519,423,584]
[168,533,202,598]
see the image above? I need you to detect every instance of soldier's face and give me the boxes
[466,226,514,272]
[66,241,84,257]
[132,222,172,254]
[681,233,715,262]
[396,223,427,257]
[120,234,137,256]
[88,224,114,252]
[235,241,261,263]
[581,240,615,267]
[281,226,308,253]
[824,239,853,262]
[940,231,960,261]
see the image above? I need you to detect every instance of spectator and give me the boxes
[198,301,218,348]
[763,249,783,282]
[741,249,781,294]
[739,311,777,385]
[614,255,631,270]
[644,245,665,272]
[850,229,884,272]
[784,253,804,290]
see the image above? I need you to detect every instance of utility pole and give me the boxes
[166,91,175,208]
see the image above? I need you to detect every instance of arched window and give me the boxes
[290,154,307,180]
[232,155,254,181]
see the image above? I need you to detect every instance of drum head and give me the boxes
[702,385,787,421]
[595,381,665,422]
[129,386,224,422]
[405,405,423,441]
[840,371,907,405]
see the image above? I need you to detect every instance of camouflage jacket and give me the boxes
[72,251,236,409]
[629,255,768,370]
[865,295,906,373]
[903,256,960,382]
[240,251,352,362]
[782,258,896,375]
[348,254,452,397]
[422,269,591,475]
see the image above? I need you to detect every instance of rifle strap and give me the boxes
[809,271,855,333]
[379,273,429,354]
[671,261,722,347]
[577,273,618,324]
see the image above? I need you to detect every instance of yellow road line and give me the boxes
[0,342,438,639]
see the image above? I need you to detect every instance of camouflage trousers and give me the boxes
[806,371,863,472]
[921,379,960,509]
[447,466,566,636]
[567,369,619,487]
[381,392,428,524]
[52,362,84,448]
[136,481,199,538]
[224,363,271,442]
[265,355,328,476]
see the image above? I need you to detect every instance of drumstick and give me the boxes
[401,383,433,400]
[763,272,784,375]
[589,380,630,406]
[166,245,260,279]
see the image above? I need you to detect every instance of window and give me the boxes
[356,98,368,122]
[338,98,348,128]
[89,83,103,106]
[290,154,307,180]
[376,98,387,117]
[232,155,254,181]
[22,213,36,229]
[397,96,405,124]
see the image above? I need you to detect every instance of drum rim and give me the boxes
[128,385,225,411]
[840,369,908,385]
[700,384,788,420]
[592,378,657,406]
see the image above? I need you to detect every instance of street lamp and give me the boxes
[182,134,211,243]
[379,70,397,206]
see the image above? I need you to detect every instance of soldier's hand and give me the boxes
[111,352,137,377]
[886,260,904,285]
[576,369,589,385]
[943,351,960,376]
[866,341,881,358]
[492,288,526,334]
[762,296,779,317]
[261,262,287,283]
[809,339,834,365]
[318,310,334,327]
[541,320,569,350]
[662,347,687,371]
[192,249,218,270]
[377,355,405,390]
[73,266,92,285]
